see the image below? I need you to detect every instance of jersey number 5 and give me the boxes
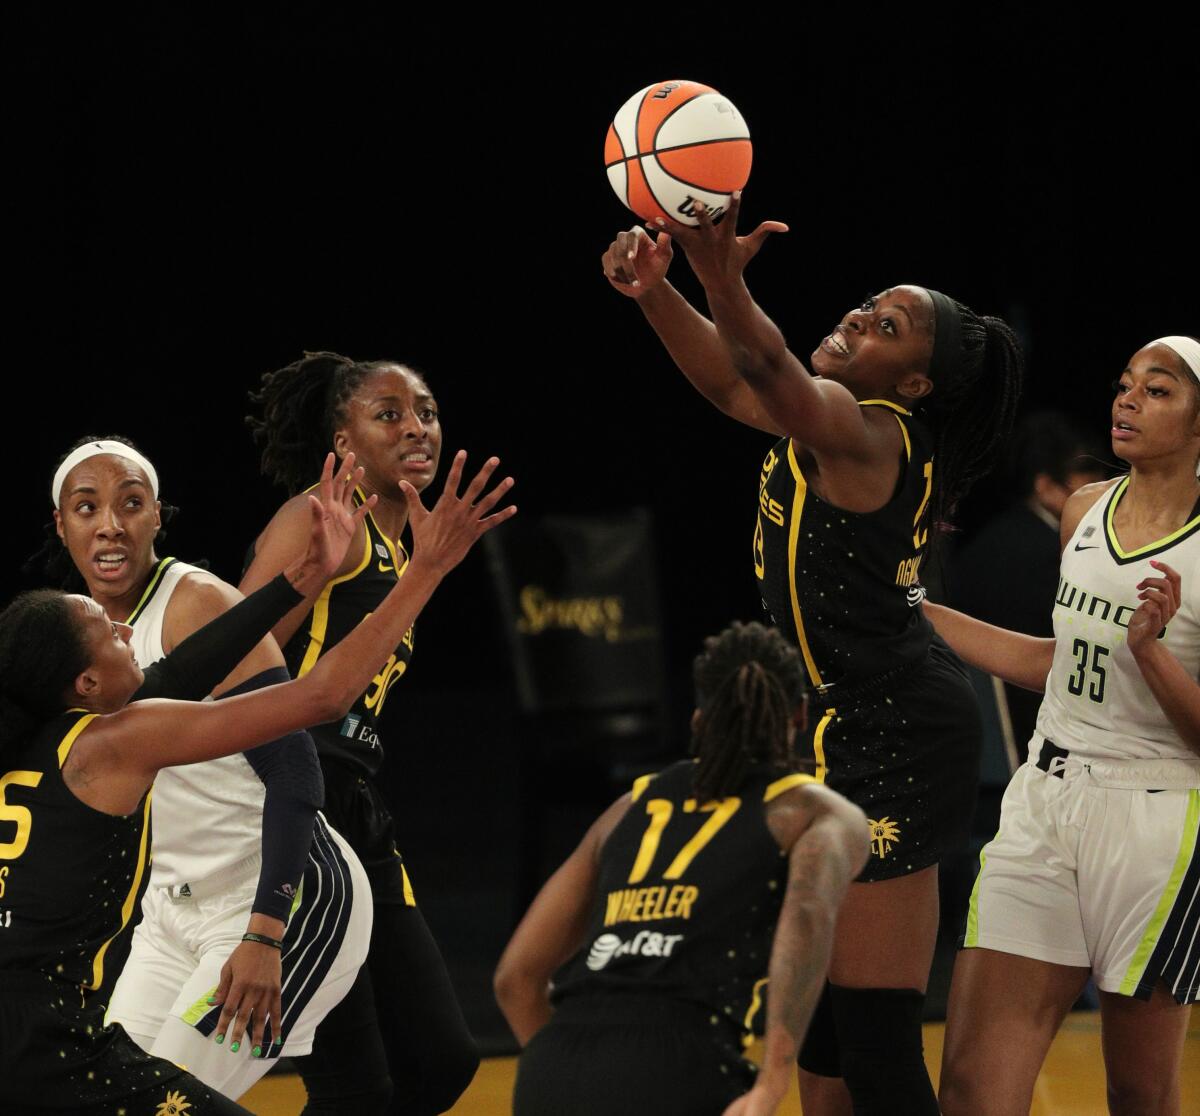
[627,797,741,884]
[0,770,44,860]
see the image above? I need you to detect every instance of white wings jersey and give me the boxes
[1035,477,1200,768]
[127,559,267,889]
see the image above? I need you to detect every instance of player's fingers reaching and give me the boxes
[438,449,467,502]
[479,503,519,533]
[398,480,430,528]
[742,220,790,259]
[724,188,743,228]
[473,474,515,517]
[461,456,501,506]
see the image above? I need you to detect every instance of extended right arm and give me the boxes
[74,453,515,815]
[602,228,780,434]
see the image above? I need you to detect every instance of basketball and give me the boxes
[604,80,752,226]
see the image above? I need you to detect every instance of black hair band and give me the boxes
[926,288,964,384]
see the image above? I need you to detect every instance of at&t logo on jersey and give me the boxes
[585,929,685,971]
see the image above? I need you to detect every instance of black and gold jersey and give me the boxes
[0,712,151,992]
[755,401,935,691]
[282,490,414,777]
[552,761,815,1036]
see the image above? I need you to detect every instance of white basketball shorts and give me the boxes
[106,816,371,1099]
[963,748,1200,1004]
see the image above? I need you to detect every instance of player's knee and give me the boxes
[1106,1074,1177,1116]
[302,1073,393,1115]
[830,985,938,1116]
[420,1036,479,1112]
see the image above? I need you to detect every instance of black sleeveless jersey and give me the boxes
[0,711,152,991]
[282,490,414,777]
[754,400,935,690]
[552,761,816,1035]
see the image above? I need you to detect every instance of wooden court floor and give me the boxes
[241,1010,1199,1114]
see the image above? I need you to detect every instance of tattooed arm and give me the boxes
[723,783,869,1116]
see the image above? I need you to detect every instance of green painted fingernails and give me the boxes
[215,1034,224,1044]
[252,1045,262,1058]
[275,1036,283,1046]
[230,1041,240,1053]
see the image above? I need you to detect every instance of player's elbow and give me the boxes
[731,341,787,385]
[492,957,535,1025]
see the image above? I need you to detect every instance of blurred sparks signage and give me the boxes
[485,511,663,713]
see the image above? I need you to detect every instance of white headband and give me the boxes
[52,441,160,509]
[1153,336,1200,382]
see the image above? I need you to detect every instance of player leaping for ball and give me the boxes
[601,194,1024,1116]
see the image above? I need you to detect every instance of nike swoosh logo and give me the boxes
[1074,544,1098,551]
[379,562,395,573]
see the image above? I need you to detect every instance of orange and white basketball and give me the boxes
[604,80,752,226]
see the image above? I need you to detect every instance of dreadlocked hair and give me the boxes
[23,434,179,592]
[0,590,90,754]
[247,351,425,495]
[690,621,806,801]
[922,303,1025,535]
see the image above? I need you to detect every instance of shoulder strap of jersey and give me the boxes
[56,711,100,769]
[858,399,913,462]
[125,557,178,624]
[630,772,656,802]
[763,772,818,802]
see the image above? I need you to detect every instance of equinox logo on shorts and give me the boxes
[585,930,685,971]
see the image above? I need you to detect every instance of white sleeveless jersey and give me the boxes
[128,560,267,888]
[1035,477,1200,768]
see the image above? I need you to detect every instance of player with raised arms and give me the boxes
[0,449,514,1114]
[601,194,1023,1115]
[495,621,869,1116]
[243,352,484,1114]
[925,336,1200,1116]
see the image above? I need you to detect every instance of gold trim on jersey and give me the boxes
[630,773,654,803]
[763,772,819,802]
[858,399,914,462]
[812,708,836,784]
[785,441,825,689]
[1103,476,1200,563]
[742,976,770,1046]
[297,517,373,679]
[88,790,153,991]
[125,557,178,625]
[57,713,99,769]
[857,399,912,416]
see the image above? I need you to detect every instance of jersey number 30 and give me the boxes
[627,797,741,885]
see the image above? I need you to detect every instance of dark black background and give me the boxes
[10,9,1194,1043]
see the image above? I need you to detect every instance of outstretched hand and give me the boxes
[649,191,787,292]
[601,226,674,297]
[303,452,376,580]
[400,450,516,576]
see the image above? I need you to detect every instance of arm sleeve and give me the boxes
[223,666,325,922]
[132,573,303,702]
